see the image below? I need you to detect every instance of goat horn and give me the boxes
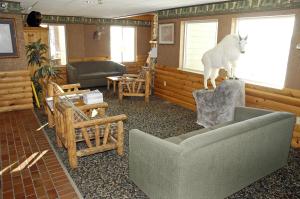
[238,34,242,41]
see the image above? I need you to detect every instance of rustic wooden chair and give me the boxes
[54,99,127,168]
[45,82,88,127]
[118,68,151,103]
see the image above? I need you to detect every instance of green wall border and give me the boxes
[0,1,22,14]
[5,0,297,25]
[25,14,151,27]
[0,1,151,27]
[158,0,300,19]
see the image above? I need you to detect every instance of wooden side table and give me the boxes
[106,76,122,94]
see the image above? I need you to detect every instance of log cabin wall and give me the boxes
[155,8,300,148]
[0,71,33,112]
[0,12,33,112]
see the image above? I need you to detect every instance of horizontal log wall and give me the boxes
[0,70,33,112]
[68,56,110,63]
[154,65,300,148]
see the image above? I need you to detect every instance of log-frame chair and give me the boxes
[54,100,127,168]
[45,81,88,127]
[118,69,151,103]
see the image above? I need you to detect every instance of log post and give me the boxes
[107,79,111,90]
[46,106,54,128]
[145,70,150,103]
[117,121,124,155]
[47,82,54,97]
[118,81,123,103]
[113,80,117,94]
[65,107,78,168]
[82,128,92,148]
[98,108,105,117]
[47,83,55,127]
[95,125,100,147]
[103,124,110,145]
[55,114,63,148]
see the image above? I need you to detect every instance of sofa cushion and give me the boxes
[78,71,121,80]
[165,128,210,144]
[165,120,236,145]
[71,61,125,74]
[180,112,295,148]
[67,61,126,87]
[208,120,236,130]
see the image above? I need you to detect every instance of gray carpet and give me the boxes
[35,88,300,199]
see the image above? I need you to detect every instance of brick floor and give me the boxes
[0,110,79,199]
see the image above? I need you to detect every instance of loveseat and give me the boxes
[129,107,295,199]
[67,61,126,88]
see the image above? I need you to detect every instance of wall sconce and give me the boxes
[93,25,104,40]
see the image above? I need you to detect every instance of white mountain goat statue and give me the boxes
[201,34,248,89]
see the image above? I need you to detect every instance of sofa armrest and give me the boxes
[67,64,78,84]
[121,64,127,73]
[234,106,273,121]
[129,129,183,199]
[115,63,127,74]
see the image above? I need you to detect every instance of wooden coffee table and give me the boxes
[106,76,122,94]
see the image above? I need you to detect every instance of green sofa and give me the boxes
[129,107,295,199]
[67,61,126,88]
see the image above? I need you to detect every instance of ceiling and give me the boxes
[18,0,227,18]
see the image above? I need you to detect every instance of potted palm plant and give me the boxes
[26,39,48,69]
[26,39,60,107]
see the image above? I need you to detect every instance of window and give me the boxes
[41,24,67,65]
[181,20,218,72]
[49,25,67,65]
[110,26,136,63]
[235,15,295,89]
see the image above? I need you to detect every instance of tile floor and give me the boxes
[0,110,79,199]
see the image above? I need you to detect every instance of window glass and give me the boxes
[47,24,67,65]
[182,20,218,72]
[235,15,295,88]
[110,26,136,63]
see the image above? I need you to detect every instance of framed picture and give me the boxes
[0,18,18,58]
[159,23,174,44]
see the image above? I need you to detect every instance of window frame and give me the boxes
[180,19,218,74]
[110,25,137,63]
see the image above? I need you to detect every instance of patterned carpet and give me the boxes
[35,88,300,199]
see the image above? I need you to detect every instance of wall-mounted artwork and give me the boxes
[0,18,18,58]
[159,23,174,44]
